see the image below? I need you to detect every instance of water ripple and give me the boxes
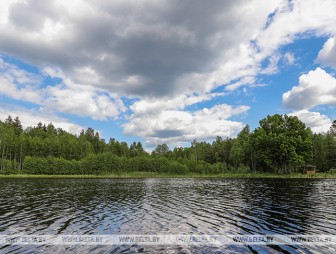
[0,178,335,253]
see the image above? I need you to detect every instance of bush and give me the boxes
[233,165,250,174]
[0,159,20,174]
[208,162,225,174]
[329,168,336,174]
[23,156,47,174]
[18,153,230,175]
[168,161,189,174]
[22,156,82,175]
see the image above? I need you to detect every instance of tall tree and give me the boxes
[153,144,170,156]
[230,125,251,170]
[330,120,336,136]
[253,114,313,173]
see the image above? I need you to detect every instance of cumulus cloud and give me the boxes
[129,93,226,115]
[0,58,42,102]
[1,0,336,144]
[317,37,336,68]
[289,110,332,133]
[0,0,335,97]
[2,0,334,98]
[124,103,250,146]
[0,106,85,135]
[0,58,125,120]
[256,0,336,57]
[282,68,336,110]
[0,0,282,97]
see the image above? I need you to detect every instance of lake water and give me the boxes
[0,178,335,253]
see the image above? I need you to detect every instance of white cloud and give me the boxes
[0,106,85,135]
[290,110,332,133]
[0,0,17,25]
[0,1,335,98]
[0,0,280,97]
[45,85,122,120]
[129,93,226,115]
[284,52,295,66]
[0,76,41,103]
[282,68,336,110]
[0,59,42,103]
[260,54,282,75]
[0,59,124,120]
[225,76,256,92]
[124,102,250,147]
[317,37,336,68]
[256,0,336,57]
[259,52,295,75]
[1,0,336,144]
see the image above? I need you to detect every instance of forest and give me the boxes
[0,114,336,175]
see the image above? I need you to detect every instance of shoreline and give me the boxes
[1,172,336,179]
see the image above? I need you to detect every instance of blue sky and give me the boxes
[0,0,336,150]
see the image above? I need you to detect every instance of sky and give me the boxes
[0,0,336,150]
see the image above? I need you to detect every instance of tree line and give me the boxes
[0,114,335,175]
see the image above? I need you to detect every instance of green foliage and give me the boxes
[152,144,170,157]
[21,153,189,175]
[253,114,313,173]
[22,156,81,175]
[1,114,336,175]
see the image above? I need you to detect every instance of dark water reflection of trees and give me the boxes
[0,178,335,253]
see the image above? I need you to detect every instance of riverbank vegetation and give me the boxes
[1,172,336,179]
[0,114,336,176]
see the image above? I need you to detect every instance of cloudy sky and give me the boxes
[0,0,336,149]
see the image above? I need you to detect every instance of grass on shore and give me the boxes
[0,172,336,179]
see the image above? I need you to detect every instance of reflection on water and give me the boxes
[0,178,335,253]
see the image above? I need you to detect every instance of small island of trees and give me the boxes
[0,114,336,176]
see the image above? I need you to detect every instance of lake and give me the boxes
[0,178,335,253]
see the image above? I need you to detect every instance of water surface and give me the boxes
[0,178,335,253]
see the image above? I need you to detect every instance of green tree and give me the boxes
[330,120,336,136]
[230,125,251,170]
[153,144,170,156]
[324,132,336,170]
[312,133,326,171]
[253,114,313,173]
